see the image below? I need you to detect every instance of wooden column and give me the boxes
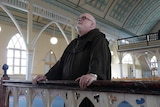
[0,77,9,107]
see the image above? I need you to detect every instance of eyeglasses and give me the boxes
[77,16,92,22]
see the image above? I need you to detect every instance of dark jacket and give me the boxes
[45,29,111,80]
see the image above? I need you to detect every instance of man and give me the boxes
[32,13,111,89]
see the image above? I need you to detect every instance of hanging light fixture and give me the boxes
[50,37,58,45]
[50,24,58,45]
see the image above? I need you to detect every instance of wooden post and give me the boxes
[0,64,10,107]
[0,77,9,107]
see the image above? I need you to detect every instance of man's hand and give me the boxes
[32,75,47,85]
[75,73,97,89]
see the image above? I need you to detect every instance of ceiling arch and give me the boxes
[46,0,160,36]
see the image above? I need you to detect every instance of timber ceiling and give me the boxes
[0,0,160,39]
[45,0,160,36]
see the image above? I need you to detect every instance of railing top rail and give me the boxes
[3,80,160,95]
[117,32,157,41]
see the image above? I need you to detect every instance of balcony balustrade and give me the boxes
[117,32,160,52]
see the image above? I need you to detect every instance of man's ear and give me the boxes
[89,22,94,28]
[90,21,96,29]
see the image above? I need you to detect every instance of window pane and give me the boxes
[21,67,26,74]
[151,56,158,68]
[15,33,21,38]
[7,39,14,48]
[15,42,21,49]
[122,53,133,64]
[14,59,20,66]
[7,66,13,74]
[45,65,50,73]
[12,36,18,44]
[7,58,13,65]
[21,59,26,66]
[15,50,20,58]
[7,50,13,57]
[19,38,26,49]
[14,67,20,74]
[21,51,27,58]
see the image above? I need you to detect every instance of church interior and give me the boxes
[1,0,160,107]
[1,0,160,80]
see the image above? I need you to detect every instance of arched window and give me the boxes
[151,56,158,68]
[122,53,133,64]
[44,50,57,73]
[7,33,27,75]
[151,56,158,76]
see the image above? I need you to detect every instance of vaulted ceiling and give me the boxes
[44,0,160,36]
[0,0,160,39]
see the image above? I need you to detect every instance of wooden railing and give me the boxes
[1,78,160,107]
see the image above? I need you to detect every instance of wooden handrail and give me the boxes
[2,79,160,107]
[3,79,160,95]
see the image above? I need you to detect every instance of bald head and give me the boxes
[76,13,96,36]
[83,13,96,28]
